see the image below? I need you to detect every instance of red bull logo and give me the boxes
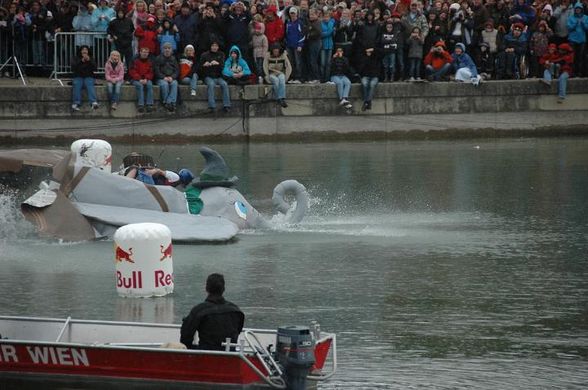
[115,245,134,263]
[160,243,172,261]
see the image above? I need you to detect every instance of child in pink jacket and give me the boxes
[104,50,125,110]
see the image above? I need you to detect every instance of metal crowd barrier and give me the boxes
[53,32,110,82]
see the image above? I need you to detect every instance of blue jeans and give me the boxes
[408,58,421,78]
[361,76,378,102]
[158,79,178,104]
[72,77,97,105]
[132,80,154,106]
[269,73,286,100]
[286,47,303,80]
[382,52,397,79]
[32,40,45,65]
[204,77,230,109]
[425,63,452,81]
[320,48,332,82]
[331,75,351,100]
[181,74,198,90]
[107,81,123,103]
[306,40,321,81]
[544,67,569,98]
[255,57,264,78]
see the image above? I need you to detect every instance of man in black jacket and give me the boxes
[180,273,245,350]
[108,8,135,71]
[199,40,231,112]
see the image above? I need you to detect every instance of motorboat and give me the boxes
[0,315,336,389]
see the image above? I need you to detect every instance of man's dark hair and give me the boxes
[206,273,225,295]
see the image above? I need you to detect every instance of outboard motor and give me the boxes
[276,325,316,390]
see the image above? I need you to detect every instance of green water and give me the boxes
[1,139,587,388]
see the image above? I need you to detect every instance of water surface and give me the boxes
[1,139,587,389]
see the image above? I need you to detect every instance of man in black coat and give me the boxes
[174,2,198,55]
[108,8,135,71]
[180,273,245,350]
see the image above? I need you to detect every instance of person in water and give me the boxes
[180,273,245,350]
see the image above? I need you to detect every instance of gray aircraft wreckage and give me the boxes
[0,141,308,243]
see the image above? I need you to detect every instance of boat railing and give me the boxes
[220,330,287,389]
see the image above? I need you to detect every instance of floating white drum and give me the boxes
[113,223,174,298]
[71,139,113,173]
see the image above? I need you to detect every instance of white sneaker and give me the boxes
[258,76,263,84]
[191,89,196,96]
[91,102,99,110]
[326,81,336,85]
[416,77,422,81]
[71,104,80,111]
[340,99,349,105]
[309,80,320,84]
[409,77,415,82]
[291,80,301,84]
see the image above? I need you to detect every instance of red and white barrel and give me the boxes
[71,139,113,173]
[113,223,174,298]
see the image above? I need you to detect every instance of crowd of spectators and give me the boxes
[1,0,586,110]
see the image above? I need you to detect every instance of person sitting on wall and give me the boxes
[154,41,180,112]
[424,40,453,81]
[129,47,155,113]
[180,273,245,351]
[71,45,99,112]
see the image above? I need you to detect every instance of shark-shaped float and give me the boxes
[0,141,308,243]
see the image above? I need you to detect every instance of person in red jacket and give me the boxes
[135,15,159,57]
[424,40,453,81]
[128,47,155,112]
[540,43,574,103]
[264,6,284,47]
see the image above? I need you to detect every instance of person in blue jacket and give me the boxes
[222,45,251,85]
[497,22,529,79]
[158,18,180,54]
[320,8,336,83]
[510,0,537,26]
[452,42,481,85]
[566,2,588,76]
[92,0,115,33]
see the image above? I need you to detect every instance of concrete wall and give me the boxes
[1,79,587,139]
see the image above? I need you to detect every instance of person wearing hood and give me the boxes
[199,40,231,112]
[72,4,95,48]
[265,5,284,46]
[541,43,574,103]
[154,42,180,112]
[452,42,481,85]
[108,7,135,71]
[566,2,588,76]
[263,43,292,108]
[223,44,252,85]
[424,40,453,81]
[174,2,198,54]
[251,18,269,83]
[135,15,160,56]
[530,20,553,78]
[158,18,180,53]
[92,0,115,32]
